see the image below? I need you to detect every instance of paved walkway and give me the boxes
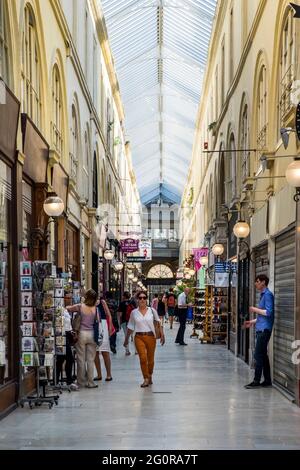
[1,324,300,450]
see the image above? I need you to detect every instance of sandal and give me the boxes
[105,377,113,381]
[140,379,149,388]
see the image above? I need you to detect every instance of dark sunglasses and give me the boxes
[138,296,147,300]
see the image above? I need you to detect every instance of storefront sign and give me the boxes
[120,238,139,253]
[124,256,147,263]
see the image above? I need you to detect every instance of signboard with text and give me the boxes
[120,238,139,253]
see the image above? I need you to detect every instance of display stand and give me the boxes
[211,287,228,343]
[200,285,214,343]
[190,288,205,338]
[19,261,60,409]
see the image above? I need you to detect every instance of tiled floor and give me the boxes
[1,324,300,450]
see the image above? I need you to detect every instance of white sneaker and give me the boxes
[70,383,79,391]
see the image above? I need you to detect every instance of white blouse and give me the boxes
[127,307,160,335]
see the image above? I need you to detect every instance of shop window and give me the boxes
[0,160,12,384]
[70,105,79,184]
[66,224,80,281]
[279,8,295,126]
[0,0,9,85]
[21,4,42,128]
[241,105,249,181]
[52,65,63,157]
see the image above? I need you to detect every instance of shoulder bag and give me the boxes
[151,308,162,340]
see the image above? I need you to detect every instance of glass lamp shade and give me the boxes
[212,243,224,256]
[104,249,114,260]
[233,221,250,239]
[43,196,64,217]
[128,273,135,280]
[200,255,208,266]
[132,277,138,283]
[285,160,300,187]
[114,261,124,271]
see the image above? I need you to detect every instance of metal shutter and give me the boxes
[274,229,295,397]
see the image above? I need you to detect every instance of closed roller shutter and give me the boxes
[274,229,295,397]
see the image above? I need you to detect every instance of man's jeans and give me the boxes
[254,329,272,383]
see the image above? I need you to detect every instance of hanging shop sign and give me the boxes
[139,238,152,260]
[193,247,209,271]
[120,238,139,253]
[124,256,147,263]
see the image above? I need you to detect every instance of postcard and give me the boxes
[43,293,54,308]
[22,352,33,367]
[21,292,32,307]
[20,261,32,276]
[22,337,34,352]
[42,321,53,338]
[54,297,64,308]
[44,353,54,367]
[54,278,64,288]
[43,278,54,291]
[44,338,54,353]
[0,261,6,276]
[21,307,33,322]
[55,336,65,346]
[56,346,66,355]
[33,352,40,366]
[21,276,32,291]
[22,323,33,336]
[54,288,64,298]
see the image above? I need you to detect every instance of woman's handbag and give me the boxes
[93,310,100,346]
[151,308,161,340]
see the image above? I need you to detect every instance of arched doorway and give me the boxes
[146,264,175,300]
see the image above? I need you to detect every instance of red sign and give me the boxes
[120,238,139,253]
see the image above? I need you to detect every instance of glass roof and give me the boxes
[101,0,217,204]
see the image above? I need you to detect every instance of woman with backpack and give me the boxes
[167,288,176,329]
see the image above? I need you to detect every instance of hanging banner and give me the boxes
[139,238,152,260]
[193,247,209,271]
[120,238,140,253]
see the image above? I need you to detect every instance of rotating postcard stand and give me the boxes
[19,261,59,409]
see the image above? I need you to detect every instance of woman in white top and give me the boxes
[124,292,165,387]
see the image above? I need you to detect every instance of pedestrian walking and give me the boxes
[94,297,113,382]
[157,294,166,324]
[67,289,99,389]
[117,291,134,355]
[175,287,191,346]
[166,288,176,329]
[243,275,274,389]
[124,292,165,387]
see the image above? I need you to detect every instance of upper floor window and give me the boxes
[279,8,295,125]
[0,0,9,85]
[21,5,42,128]
[83,129,90,201]
[92,152,98,208]
[257,65,268,150]
[241,105,249,182]
[70,105,78,182]
[52,65,63,156]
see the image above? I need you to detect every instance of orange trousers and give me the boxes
[135,334,156,380]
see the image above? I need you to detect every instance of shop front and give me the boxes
[227,211,238,354]
[0,84,20,418]
[237,252,250,363]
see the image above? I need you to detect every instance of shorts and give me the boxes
[168,307,175,316]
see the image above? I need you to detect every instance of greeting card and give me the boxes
[20,261,32,276]
[22,352,33,367]
[22,337,34,352]
[54,279,64,288]
[21,292,32,307]
[21,276,32,291]
[21,307,33,322]
[54,288,64,298]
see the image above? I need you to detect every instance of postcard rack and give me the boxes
[19,260,61,409]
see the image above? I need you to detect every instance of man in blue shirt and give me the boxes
[243,274,274,389]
